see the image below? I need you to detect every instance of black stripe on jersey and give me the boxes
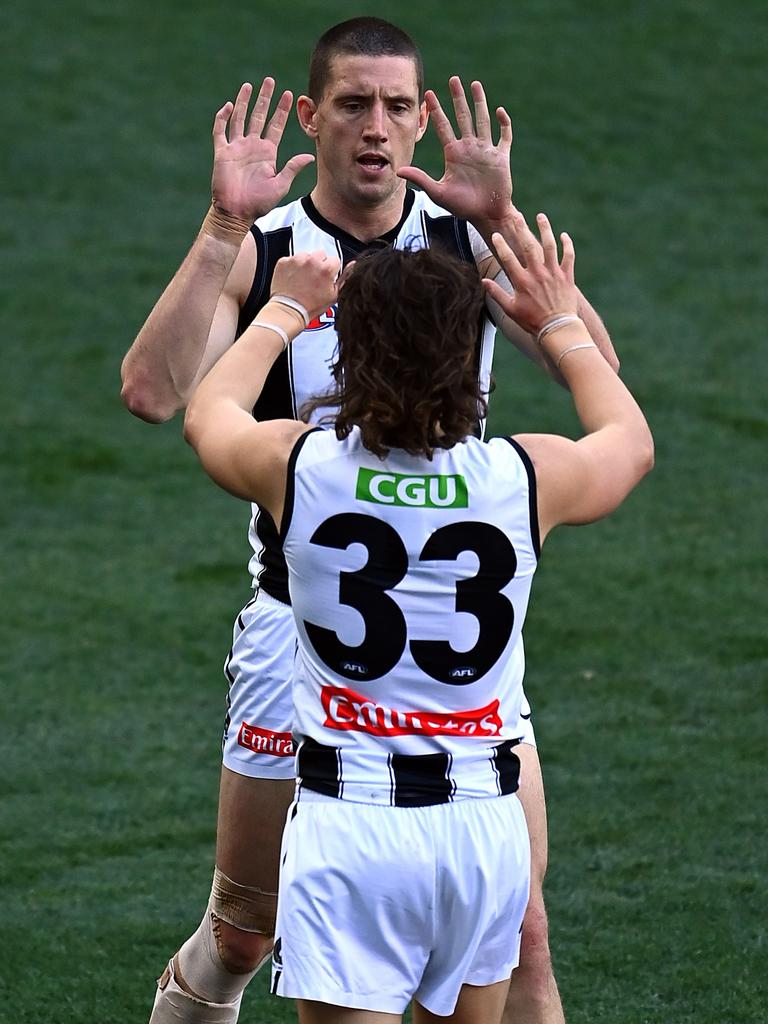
[279,427,324,545]
[252,507,290,603]
[237,224,296,424]
[390,751,453,807]
[302,191,417,254]
[492,739,522,796]
[238,225,293,333]
[296,737,342,799]
[422,211,474,263]
[505,437,541,559]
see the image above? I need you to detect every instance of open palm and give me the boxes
[398,77,513,228]
[211,79,314,221]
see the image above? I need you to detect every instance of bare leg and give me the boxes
[414,979,512,1024]
[213,766,294,970]
[502,744,564,1024]
[149,767,294,1021]
[298,1001,401,1024]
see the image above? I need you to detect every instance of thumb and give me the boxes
[396,165,441,194]
[276,153,315,188]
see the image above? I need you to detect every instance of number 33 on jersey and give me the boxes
[281,425,541,802]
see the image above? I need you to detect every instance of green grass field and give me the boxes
[2,1,766,1021]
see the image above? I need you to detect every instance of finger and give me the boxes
[274,153,315,190]
[212,102,234,150]
[230,82,253,138]
[263,89,293,145]
[245,77,276,136]
[482,277,516,317]
[490,231,526,286]
[424,89,457,147]
[449,76,474,137]
[496,106,513,153]
[536,213,558,271]
[560,232,575,281]
[470,81,492,142]
[396,165,442,195]
[510,207,544,264]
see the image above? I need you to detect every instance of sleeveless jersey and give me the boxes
[281,426,540,806]
[239,191,497,602]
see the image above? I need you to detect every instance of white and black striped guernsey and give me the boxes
[240,191,497,603]
[281,426,540,806]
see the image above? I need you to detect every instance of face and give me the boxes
[299,54,427,210]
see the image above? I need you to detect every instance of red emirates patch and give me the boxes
[237,722,294,757]
[321,685,503,738]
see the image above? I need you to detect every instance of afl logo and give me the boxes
[306,305,337,331]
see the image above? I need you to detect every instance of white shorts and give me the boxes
[223,589,536,780]
[271,790,530,1016]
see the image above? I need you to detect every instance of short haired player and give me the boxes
[121,17,620,1024]
[183,211,653,1023]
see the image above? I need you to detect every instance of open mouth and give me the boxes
[357,154,389,173]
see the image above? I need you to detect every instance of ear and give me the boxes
[415,99,428,142]
[296,95,319,138]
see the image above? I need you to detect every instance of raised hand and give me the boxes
[211,79,314,222]
[397,77,513,231]
[483,209,578,336]
[270,251,340,320]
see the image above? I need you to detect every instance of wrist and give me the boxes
[255,302,307,345]
[202,203,253,245]
[538,320,596,366]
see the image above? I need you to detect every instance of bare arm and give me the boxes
[398,78,619,383]
[484,212,653,540]
[183,251,339,523]
[120,79,314,423]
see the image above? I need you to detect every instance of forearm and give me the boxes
[541,321,649,450]
[120,207,251,423]
[576,291,619,373]
[184,302,301,440]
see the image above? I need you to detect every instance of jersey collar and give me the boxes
[301,190,417,254]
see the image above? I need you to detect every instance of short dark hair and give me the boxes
[304,247,488,459]
[308,17,424,101]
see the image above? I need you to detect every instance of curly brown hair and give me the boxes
[304,246,488,459]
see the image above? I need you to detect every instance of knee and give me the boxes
[211,915,274,975]
[520,886,553,970]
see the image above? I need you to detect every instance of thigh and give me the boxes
[216,766,294,891]
[515,741,548,886]
[298,1001,401,1024]
[414,979,511,1024]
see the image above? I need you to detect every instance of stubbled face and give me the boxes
[303,54,427,209]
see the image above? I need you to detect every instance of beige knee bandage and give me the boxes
[209,866,278,937]
[149,956,243,1024]
[149,869,276,1022]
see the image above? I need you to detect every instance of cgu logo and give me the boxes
[356,468,468,508]
[305,305,337,331]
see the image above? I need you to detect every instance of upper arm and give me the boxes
[188,403,310,524]
[514,429,650,541]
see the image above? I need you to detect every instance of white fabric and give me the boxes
[222,593,296,779]
[284,428,540,802]
[271,790,530,1015]
[223,588,536,781]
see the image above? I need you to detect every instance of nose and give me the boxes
[362,101,388,142]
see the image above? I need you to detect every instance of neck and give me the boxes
[309,181,408,242]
